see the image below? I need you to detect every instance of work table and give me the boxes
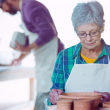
[0,66,35,101]
[0,66,35,81]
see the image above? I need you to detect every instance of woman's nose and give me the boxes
[86,34,92,41]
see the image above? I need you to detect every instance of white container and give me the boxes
[10,32,27,48]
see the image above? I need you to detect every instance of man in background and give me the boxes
[0,0,64,109]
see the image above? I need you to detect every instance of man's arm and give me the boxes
[10,52,30,66]
[24,1,57,47]
[19,52,30,60]
[0,52,30,66]
[10,39,41,53]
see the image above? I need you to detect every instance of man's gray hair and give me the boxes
[71,1,104,33]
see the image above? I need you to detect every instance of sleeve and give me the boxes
[24,1,56,46]
[47,50,65,105]
[33,12,56,46]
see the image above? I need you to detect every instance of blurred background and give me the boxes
[0,0,110,110]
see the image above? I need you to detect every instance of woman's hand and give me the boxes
[49,89,63,105]
[94,91,110,103]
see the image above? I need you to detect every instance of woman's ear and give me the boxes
[103,20,105,31]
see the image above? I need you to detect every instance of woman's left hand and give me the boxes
[94,91,110,103]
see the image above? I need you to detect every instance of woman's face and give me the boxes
[77,23,102,51]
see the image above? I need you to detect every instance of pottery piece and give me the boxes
[74,99,92,110]
[59,92,102,109]
[94,99,102,109]
[47,105,57,110]
[56,99,73,110]
[103,101,110,108]
[59,92,102,100]
[11,32,27,48]
[76,99,95,110]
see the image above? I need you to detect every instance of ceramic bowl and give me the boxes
[56,99,73,104]
[59,92,102,109]
[56,99,73,110]
[74,99,92,110]
[74,99,95,110]
[59,92,102,99]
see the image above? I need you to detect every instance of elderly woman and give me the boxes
[48,1,110,105]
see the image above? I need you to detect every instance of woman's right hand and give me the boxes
[49,89,63,105]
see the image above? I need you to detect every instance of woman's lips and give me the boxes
[86,43,94,46]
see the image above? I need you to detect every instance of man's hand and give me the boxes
[94,91,110,103]
[10,59,21,66]
[49,89,63,105]
[10,41,38,53]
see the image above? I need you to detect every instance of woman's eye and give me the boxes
[91,31,96,34]
[80,33,85,36]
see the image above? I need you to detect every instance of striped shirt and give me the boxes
[47,39,110,105]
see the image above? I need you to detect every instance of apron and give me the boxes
[46,55,110,110]
[19,1,58,93]
[65,56,110,93]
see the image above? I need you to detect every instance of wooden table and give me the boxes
[0,66,36,110]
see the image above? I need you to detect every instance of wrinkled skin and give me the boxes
[49,89,63,105]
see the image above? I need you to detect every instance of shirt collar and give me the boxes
[73,42,82,59]
[101,38,110,56]
[73,38,110,59]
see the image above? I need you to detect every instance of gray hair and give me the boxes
[71,1,104,33]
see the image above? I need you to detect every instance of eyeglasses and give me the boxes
[77,30,100,38]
